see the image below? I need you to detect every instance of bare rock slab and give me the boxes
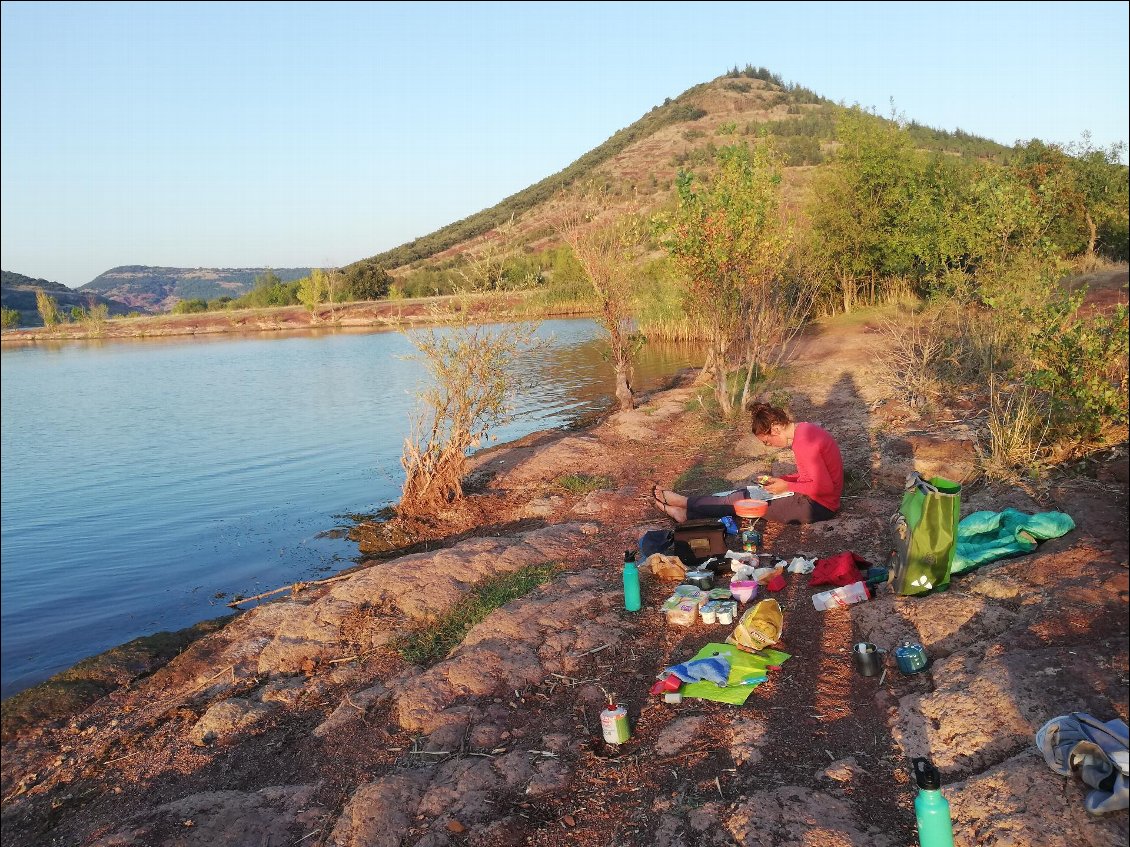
[948,750,1129,847]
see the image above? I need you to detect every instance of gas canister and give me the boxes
[894,641,928,674]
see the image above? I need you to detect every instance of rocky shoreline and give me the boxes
[2,313,1127,847]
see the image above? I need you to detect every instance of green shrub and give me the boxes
[1025,304,1129,442]
[172,298,208,314]
[1,307,20,328]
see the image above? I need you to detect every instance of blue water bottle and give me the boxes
[622,550,641,612]
[912,757,954,847]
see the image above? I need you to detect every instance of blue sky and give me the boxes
[2,1,1127,288]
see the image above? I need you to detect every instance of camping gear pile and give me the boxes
[630,475,1076,717]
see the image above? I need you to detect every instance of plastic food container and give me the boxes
[733,498,769,518]
[700,601,719,624]
[717,601,736,625]
[665,600,698,626]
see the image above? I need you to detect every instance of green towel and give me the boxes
[952,509,1074,575]
[681,643,791,705]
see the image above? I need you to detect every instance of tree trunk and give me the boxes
[1085,211,1098,261]
[614,366,634,411]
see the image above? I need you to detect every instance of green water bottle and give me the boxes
[912,757,954,847]
[622,550,641,612]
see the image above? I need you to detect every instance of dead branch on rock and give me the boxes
[226,572,354,607]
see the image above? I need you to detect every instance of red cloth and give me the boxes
[781,422,844,512]
[808,551,871,588]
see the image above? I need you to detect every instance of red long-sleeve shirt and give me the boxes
[781,422,843,512]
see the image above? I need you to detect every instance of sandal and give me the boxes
[650,484,670,512]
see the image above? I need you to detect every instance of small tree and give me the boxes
[661,142,790,418]
[557,189,645,411]
[35,289,61,329]
[807,108,920,310]
[398,311,541,515]
[1,307,20,329]
[80,301,109,335]
[297,269,326,320]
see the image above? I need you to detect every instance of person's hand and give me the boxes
[761,476,790,495]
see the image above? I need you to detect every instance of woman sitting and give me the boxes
[652,402,843,525]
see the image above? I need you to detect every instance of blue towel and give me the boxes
[663,656,732,687]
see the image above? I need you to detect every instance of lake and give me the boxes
[0,319,701,698]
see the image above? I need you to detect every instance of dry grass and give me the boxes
[980,381,1051,483]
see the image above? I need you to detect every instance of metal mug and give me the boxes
[894,641,928,674]
[852,642,883,677]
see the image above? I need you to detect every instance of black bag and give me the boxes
[638,530,697,567]
[672,519,727,563]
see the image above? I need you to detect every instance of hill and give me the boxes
[79,266,313,313]
[344,68,1011,279]
[1,270,133,328]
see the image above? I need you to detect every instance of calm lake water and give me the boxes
[0,319,701,698]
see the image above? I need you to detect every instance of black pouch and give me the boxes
[672,519,727,563]
[638,529,698,567]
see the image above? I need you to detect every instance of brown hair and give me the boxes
[747,402,791,436]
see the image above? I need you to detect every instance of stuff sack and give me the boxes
[890,472,961,595]
[1036,712,1129,814]
[672,518,727,564]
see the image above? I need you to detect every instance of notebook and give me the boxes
[711,485,795,500]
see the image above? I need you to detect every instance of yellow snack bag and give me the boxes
[726,599,783,653]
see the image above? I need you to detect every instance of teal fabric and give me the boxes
[952,509,1075,575]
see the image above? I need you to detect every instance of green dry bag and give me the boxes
[890,472,961,596]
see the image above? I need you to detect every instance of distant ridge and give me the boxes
[1,270,132,327]
[79,265,313,313]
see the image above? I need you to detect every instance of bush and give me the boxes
[398,316,542,514]
[1,307,19,329]
[1025,304,1129,443]
[172,298,208,314]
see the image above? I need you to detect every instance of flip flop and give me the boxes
[650,483,669,509]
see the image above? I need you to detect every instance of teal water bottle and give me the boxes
[912,757,954,847]
[622,550,641,612]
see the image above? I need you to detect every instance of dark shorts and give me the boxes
[685,490,836,525]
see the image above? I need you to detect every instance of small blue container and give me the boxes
[894,641,928,674]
